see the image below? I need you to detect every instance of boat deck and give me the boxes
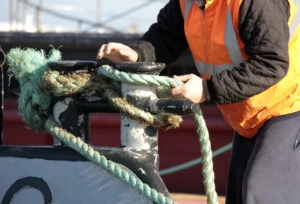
[171,193,225,204]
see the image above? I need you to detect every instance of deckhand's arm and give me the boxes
[205,0,290,104]
[130,0,290,104]
[129,0,188,64]
[96,0,187,66]
[130,0,206,104]
[97,0,290,105]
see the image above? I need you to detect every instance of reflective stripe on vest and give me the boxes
[195,62,233,76]
[183,1,244,77]
[289,1,300,36]
[181,0,300,138]
[184,0,193,19]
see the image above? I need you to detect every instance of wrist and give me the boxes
[202,79,211,102]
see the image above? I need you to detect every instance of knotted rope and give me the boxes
[7,48,218,204]
[40,67,182,130]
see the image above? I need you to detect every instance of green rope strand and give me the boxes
[44,65,218,203]
[97,65,182,88]
[193,106,218,204]
[99,65,218,204]
[7,48,218,204]
[40,70,182,129]
[97,65,218,203]
[8,48,178,203]
[45,117,175,204]
[7,48,61,131]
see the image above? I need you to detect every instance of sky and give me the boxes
[0,0,168,33]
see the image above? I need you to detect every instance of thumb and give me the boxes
[170,85,184,97]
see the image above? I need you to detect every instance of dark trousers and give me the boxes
[226,111,300,204]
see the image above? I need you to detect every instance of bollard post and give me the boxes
[47,60,97,145]
[43,61,170,196]
[115,62,165,169]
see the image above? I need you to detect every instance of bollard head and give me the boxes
[47,60,97,74]
[115,62,165,75]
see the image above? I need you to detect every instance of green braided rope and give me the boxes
[7,48,178,203]
[193,106,218,204]
[97,66,218,204]
[45,117,175,204]
[7,48,218,203]
[40,70,182,129]
[97,65,182,88]
[7,48,61,131]
[44,65,218,203]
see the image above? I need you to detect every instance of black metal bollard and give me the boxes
[48,60,98,145]
[115,62,165,169]
[46,61,174,196]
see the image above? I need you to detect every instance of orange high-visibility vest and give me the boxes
[179,0,300,138]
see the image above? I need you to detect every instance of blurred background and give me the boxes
[0,0,168,33]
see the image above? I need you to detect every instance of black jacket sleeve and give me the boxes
[206,0,290,104]
[129,0,189,64]
[130,0,290,104]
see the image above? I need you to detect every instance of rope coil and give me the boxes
[7,48,219,204]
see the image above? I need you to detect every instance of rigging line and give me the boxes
[159,143,233,176]
[22,0,122,33]
[83,0,161,32]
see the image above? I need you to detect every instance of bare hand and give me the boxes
[96,42,138,63]
[170,74,207,104]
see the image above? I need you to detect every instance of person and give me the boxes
[97,0,300,203]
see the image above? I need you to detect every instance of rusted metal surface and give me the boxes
[121,83,158,151]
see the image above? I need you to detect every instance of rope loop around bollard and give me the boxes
[7,48,219,204]
[96,65,219,204]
